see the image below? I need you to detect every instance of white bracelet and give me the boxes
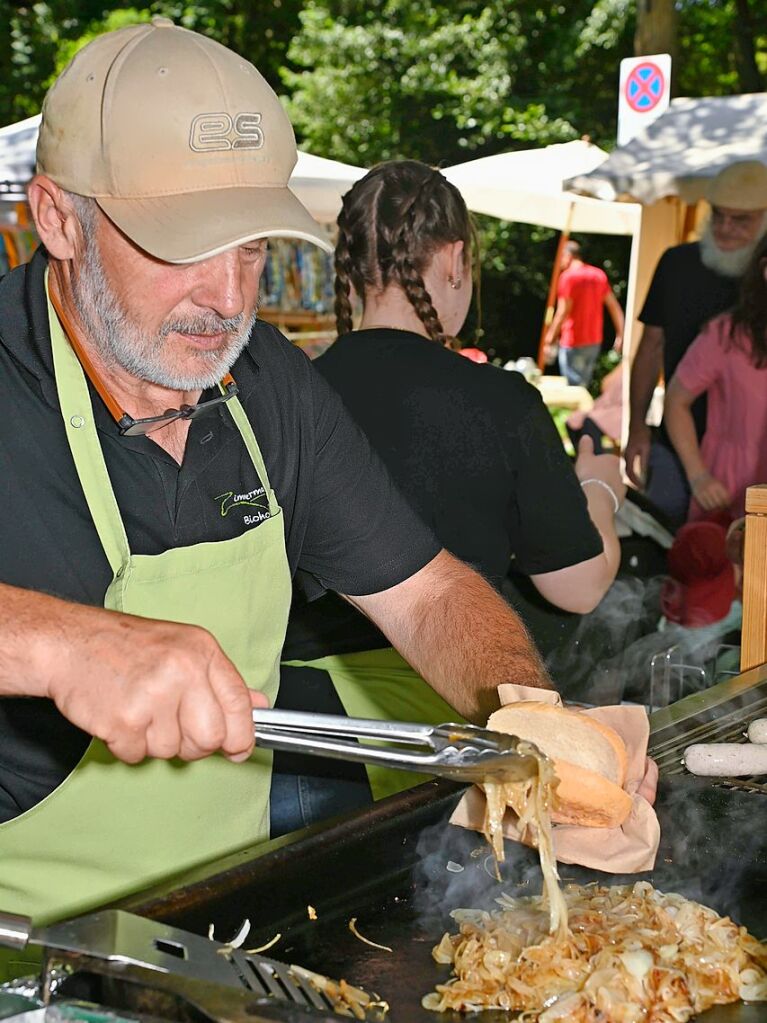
[580,477,620,514]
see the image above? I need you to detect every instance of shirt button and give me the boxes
[70,415,86,429]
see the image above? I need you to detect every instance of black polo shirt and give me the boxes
[0,251,440,819]
[283,327,603,661]
[639,241,739,442]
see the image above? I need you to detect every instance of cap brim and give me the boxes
[97,185,332,262]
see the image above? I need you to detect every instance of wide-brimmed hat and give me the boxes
[36,17,331,261]
[706,160,767,212]
[661,521,736,628]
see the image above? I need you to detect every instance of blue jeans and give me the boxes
[269,664,373,838]
[646,441,691,529]
[558,344,601,387]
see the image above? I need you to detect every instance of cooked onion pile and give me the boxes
[423,880,767,1020]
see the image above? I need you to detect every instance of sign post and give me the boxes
[618,54,671,146]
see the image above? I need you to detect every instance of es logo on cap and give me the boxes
[189,113,264,152]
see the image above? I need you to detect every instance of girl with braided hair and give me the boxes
[271,160,625,837]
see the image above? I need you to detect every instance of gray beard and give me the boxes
[698,217,767,279]
[70,242,257,391]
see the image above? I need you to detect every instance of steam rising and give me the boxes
[545,577,740,707]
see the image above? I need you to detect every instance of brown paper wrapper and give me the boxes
[449,685,660,873]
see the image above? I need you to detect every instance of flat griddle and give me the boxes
[120,775,767,1022]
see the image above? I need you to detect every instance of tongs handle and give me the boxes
[252,709,539,782]
[252,708,448,772]
[254,708,440,744]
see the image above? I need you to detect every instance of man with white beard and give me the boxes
[624,160,767,525]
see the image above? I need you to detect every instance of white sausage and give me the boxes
[747,718,767,744]
[683,742,767,777]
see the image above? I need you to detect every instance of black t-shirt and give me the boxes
[639,241,739,441]
[0,252,439,820]
[283,328,603,661]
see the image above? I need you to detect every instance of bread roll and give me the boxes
[488,702,628,786]
[487,702,632,829]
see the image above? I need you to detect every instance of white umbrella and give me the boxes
[288,150,366,224]
[443,140,640,236]
[565,93,767,205]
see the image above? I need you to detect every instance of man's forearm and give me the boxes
[0,582,78,697]
[347,551,551,723]
[0,581,264,762]
[628,326,664,430]
[605,292,624,339]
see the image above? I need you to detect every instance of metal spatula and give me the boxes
[252,709,540,783]
[0,909,382,1021]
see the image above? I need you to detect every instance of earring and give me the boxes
[448,276,462,290]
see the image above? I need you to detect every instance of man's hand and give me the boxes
[48,616,267,764]
[690,471,731,512]
[637,757,659,805]
[612,334,623,355]
[623,423,652,489]
[542,340,558,366]
[0,583,269,765]
[575,435,626,509]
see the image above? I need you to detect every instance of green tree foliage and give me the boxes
[284,0,637,164]
[676,0,766,96]
[0,0,304,126]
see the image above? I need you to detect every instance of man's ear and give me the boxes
[27,175,83,260]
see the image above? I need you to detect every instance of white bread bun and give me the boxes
[487,702,632,829]
[488,703,628,786]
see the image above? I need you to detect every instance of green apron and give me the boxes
[0,287,292,960]
[283,648,465,800]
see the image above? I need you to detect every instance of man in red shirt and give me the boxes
[544,241,625,387]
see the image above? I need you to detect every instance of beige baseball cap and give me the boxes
[706,160,767,211]
[36,17,331,261]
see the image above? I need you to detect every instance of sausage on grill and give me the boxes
[747,718,767,744]
[683,742,767,777]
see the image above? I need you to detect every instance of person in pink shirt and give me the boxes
[665,232,767,523]
[543,240,625,387]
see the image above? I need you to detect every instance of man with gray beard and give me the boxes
[625,160,767,526]
[0,17,551,936]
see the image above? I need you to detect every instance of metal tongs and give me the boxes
[252,709,539,783]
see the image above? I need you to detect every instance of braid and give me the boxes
[391,171,447,344]
[333,160,472,346]
[392,232,445,344]
[334,207,355,336]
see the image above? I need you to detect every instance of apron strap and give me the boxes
[227,395,280,517]
[47,279,131,577]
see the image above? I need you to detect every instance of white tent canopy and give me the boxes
[565,93,767,205]
[0,113,365,224]
[443,140,641,237]
[0,114,39,193]
[288,150,365,223]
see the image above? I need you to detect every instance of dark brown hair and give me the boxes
[729,231,767,368]
[334,160,472,344]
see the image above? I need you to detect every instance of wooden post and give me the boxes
[740,484,767,671]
